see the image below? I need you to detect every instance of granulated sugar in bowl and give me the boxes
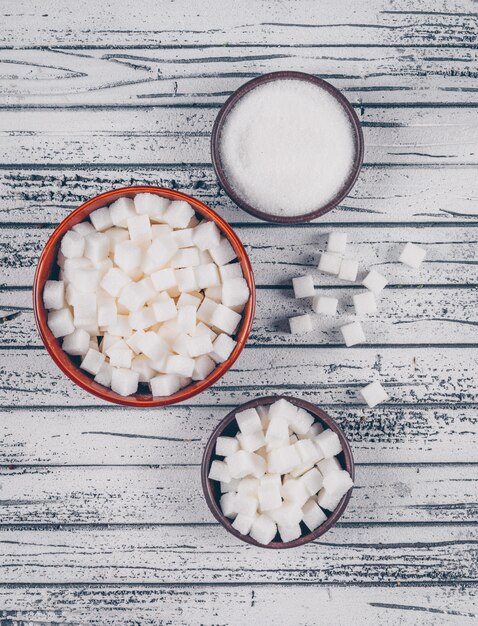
[211,72,364,223]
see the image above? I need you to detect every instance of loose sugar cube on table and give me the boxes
[302,499,327,531]
[399,242,426,269]
[292,275,315,299]
[249,514,277,545]
[353,291,377,316]
[327,232,347,254]
[338,258,358,282]
[43,280,65,310]
[363,269,388,295]
[236,408,262,435]
[340,320,366,347]
[360,380,389,407]
[312,294,338,316]
[289,313,312,335]
[318,252,342,275]
[315,429,342,459]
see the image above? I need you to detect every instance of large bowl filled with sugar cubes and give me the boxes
[202,396,354,549]
[33,186,255,407]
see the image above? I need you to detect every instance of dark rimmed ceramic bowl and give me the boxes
[211,71,364,224]
[201,395,355,549]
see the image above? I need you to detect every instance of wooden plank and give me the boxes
[0,525,475,583]
[1,225,476,287]
[1,107,478,166]
[1,405,476,465]
[2,286,476,348]
[0,346,476,407]
[0,464,476,525]
[0,165,477,225]
[1,45,478,106]
[0,584,475,626]
[1,0,477,48]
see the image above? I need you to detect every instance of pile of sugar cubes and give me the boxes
[289,233,427,408]
[208,398,353,545]
[43,193,250,397]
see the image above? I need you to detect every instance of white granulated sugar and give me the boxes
[219,79,355,216]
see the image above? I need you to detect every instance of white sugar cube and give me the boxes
[340,320,366,347]
[100,268,131,297]
[114,241,142,276]
[43,280,65,310]
[399,242,426,269]
[249,453,266,479]
[205,285,222,302]
[338,258,359,282]
[62,257,92,283]
[312,294,338,316]
[163,200,195,229]
[129,307,155,331]
[84,232,109,265]
[71,269,101,295]
[151,224,173,239]
[171,332,190,357]
[192,355,216,381]
[232,513,255,536]
[289,314,312,335]
[195,263,221,290]
[216,436,240,457]
[278,524,302,542]
[131,354,156,383]
[269,503,302,527]
[315,429,342,459]
[292,275,315,299]
[268,399,298,424]
[171,247,200,269]
[186,333,213,358]
[281,479,309,507]
[109,197,136,227]
[258,479,282,511]
[317,488,342,512]
[118,281,151,312]
[150,373,182,396]
[150,267,177,292]
[94,362,113,387]
[80,348,105,376]
[105,226,129,251]
[323,470,353,499]
[360,380,389,408]
[177,292,202,310]
[295,439,321,466]
[318,252,341,275]
[126,330,146,354]
[73,292,96,325]
[110,367,139,397]
[265,418,289,444]
[106,314,132,338]
[177,304,196,334]
[97,296,117,328]
[210,304,241,335]
[209,459,231,483]
[219,263,242,282]
[101,333,120,354]
[108,343,133,369]
[196,297,218,325]
[166,354,195,377]
[152,296,177,322]
[172,228,194,248]
[210,238,236,265]
[175,267,198,293]
[237,477,260,497]
[267,445,301,475]
[221,277,250,307]
[353,291,377,316]
[221,478,240,493]
[47,308,75,338]
[235,493,258,517]
[138,332,168,361]
[60,230,85,258]
[134,193,169,220]
[62,328,90,356]
[220,492,237,518]
[143,237,178,273]
[90,206,114,232]
[300,467,323,496]
[210,333,236,363]
[127,214,152,246]
[237,430,265,453]
[236,408,262,435]
[193,221,221,251]
[249,514,277,545]
[317,457,342,476]
[95,258,113,279]
[72,221,95,237]
[363,269,388,295]
[289,408,314,435]
[226,450,259,479]
[327,232,347,254]
[302,499,327,531]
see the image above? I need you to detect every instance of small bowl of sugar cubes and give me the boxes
[202,396,354,548]
[33,186,255,407]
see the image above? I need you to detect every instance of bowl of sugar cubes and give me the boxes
[211,71,364,223]
[202,396,354,548]
[33,186,255,407]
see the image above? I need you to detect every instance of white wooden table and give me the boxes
[0,0,477,623]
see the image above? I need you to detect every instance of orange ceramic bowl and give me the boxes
[33,186,256,407]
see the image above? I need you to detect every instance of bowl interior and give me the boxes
[33,186,256,407]
[201,395,355,549]
[211,71,364,224]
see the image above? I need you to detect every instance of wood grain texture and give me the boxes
[2,107,478,165]
[0,584,476,626]
[0,464,476,525]
[0,525,475,583]
[1,347,476,406]
[1,166,477,225]
[1,225,476,287]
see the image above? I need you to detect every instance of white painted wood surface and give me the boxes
[0,0,477,623]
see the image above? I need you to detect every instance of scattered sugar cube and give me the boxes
[210,333,236,364]
[292,275,315,299]
[318,252,342,275]
[399,242,426,269]
[221,277,250,307]
[353,291,377,316]
[232,513,255,536]
[109,197,136,227]
[216,436,240,457]
[362,269,388,295]
[327,232,347,254]
[312,294,338,316]
[62,328,90,356]
[47,308,75,338]
[210,239,236,266]
[192,355,216,381]
[60,230,85,259]
[289,313,312,335]
[338,258,359,282]
[360,380,389,408]
[249,514,277,545]
[302,499,327,531]
[150,373,182,396]
[43,280,65,310]
[208,460,231,483]
[90,206,114,232]
[315,429,342,459]
[80,348,106,376]
[340,320,366,347]
[236,408,262,435]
